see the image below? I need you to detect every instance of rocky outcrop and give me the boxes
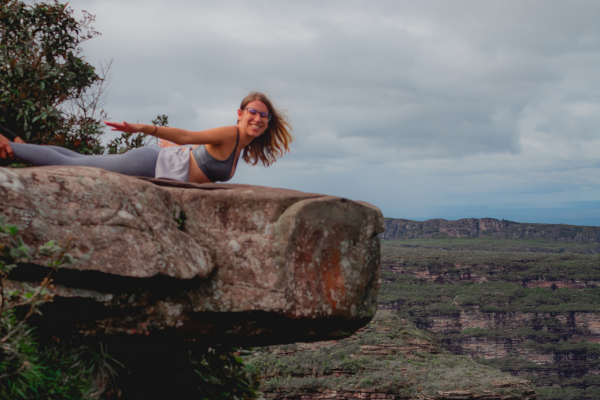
[0,166,383,346]
[379,306,600,357]
[253,311,537,400]
[381,218,600,243]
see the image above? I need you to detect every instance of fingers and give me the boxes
[104,121,117,131]
[104,120,130,132]
[0,135,14,159]
[103,120,140,133]
[104,121,122,130]
[0,145,13,159]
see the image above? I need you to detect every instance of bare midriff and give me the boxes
[188,152,212,183]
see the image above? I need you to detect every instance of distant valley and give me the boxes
[379,217,600,400]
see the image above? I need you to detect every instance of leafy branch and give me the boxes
[0,216,72,343]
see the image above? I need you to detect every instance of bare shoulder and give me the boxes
[212,125,238,145]
[188,125,238,145]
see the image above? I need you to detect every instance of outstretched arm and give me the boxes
[104,121,235,146]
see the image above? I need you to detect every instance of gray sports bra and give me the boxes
[191,127,240,182]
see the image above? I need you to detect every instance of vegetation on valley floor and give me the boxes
[382,236,600,254]
[478,356,600,400]
[382,243,600,282]
[380,280,600,313]
[380,237,600,399]
[250,311,534,399]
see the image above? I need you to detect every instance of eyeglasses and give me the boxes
[244,108,271,121]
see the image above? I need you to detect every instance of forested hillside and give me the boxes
[252,311,536,400]
[380,218,600,400]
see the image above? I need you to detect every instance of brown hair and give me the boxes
[240,92,294,166]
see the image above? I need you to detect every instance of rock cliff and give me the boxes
[379,237,600,398]
[252,311,536,400]
[382,218,600,243]
[0,166,383,346]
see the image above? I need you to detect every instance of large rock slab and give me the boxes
[0,166,383,345]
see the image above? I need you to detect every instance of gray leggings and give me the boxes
[11,143,161,178]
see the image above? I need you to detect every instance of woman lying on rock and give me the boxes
[0,92,293,183]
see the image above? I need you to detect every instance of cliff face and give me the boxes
[380,302,600,370]
[379,304,600,397]
[379,230,600,399]
[381,218,600,244]
[0,166,383,345]
[252,311,536,400]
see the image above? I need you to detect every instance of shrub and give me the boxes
[0,215,119,399]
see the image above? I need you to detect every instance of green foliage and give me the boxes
[0,0,162,156]
[152,114,169,127]
[379,237,600,399]
[173,210,187,231]
[454,327,557,341]
[56,114,106,155]
[0,322,117,400]
[536,387,600,400]
[106,114,169,154]
[2,215,261,399]
[382,280,600,315]
[0,215,118,399]
[105,127,147,155]
[481,356,600,398]
[382,236,600,257]
[250,312,533,398]
[190,347,260,400]
[0,0,99,144]
[379,238,600,314]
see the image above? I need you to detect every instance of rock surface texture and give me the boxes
[0,166,383,345]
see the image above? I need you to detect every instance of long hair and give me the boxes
[240,92,294,166]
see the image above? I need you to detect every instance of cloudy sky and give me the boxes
[67,0,600,225]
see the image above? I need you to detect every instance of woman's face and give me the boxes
[238,100,269,138]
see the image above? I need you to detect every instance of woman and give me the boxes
[0,92,293,183]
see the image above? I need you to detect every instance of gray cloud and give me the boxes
[60,0,600,223]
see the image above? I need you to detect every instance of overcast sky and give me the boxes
[66,0,600,225]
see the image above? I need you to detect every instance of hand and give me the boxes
[158,139,178,148]
[0,134,14,159]
[104,121,145,134]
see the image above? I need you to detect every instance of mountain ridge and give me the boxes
[381,217,600,243]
